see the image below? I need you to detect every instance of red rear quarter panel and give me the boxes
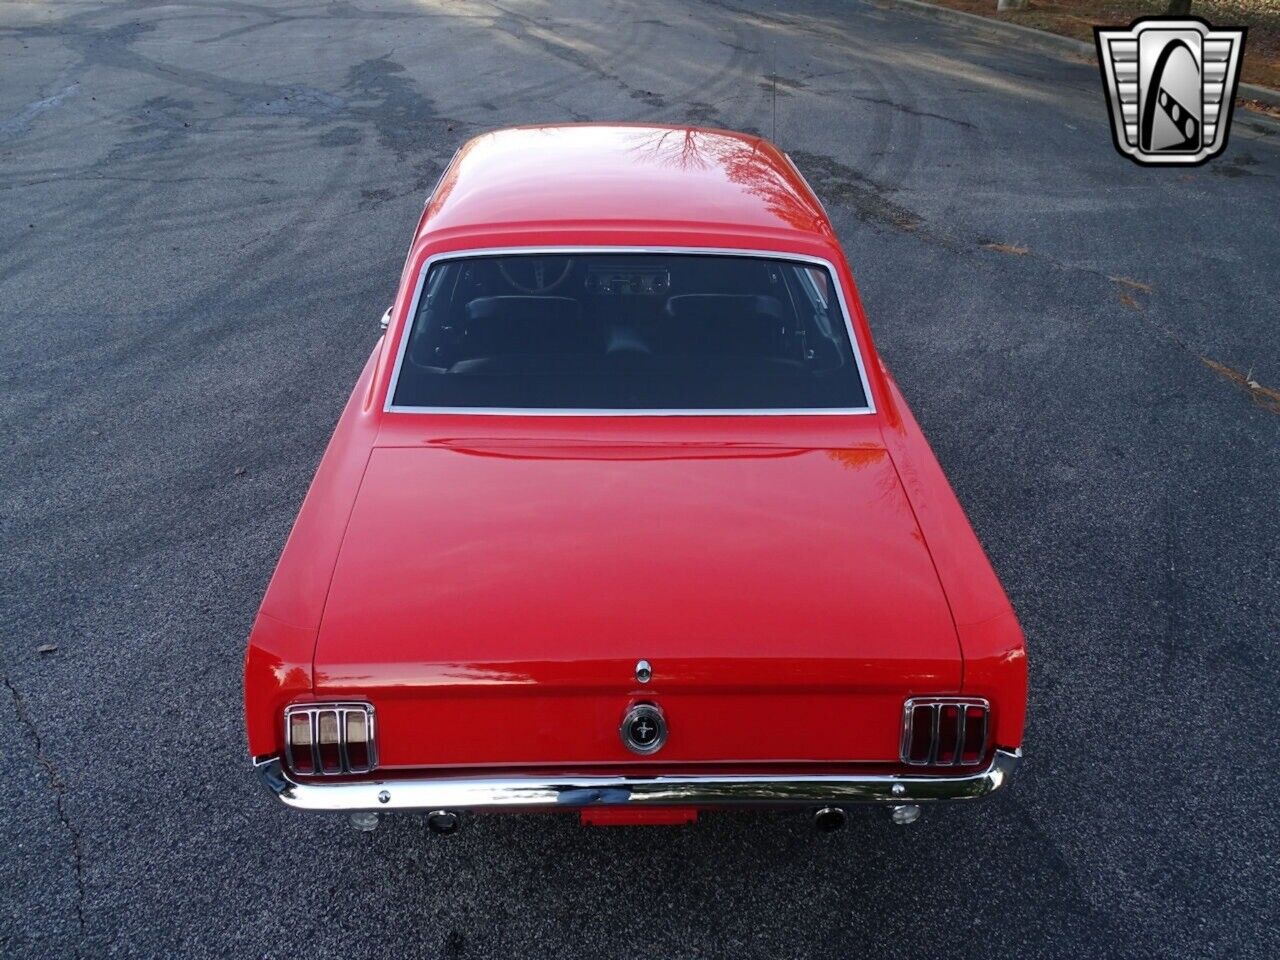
[244,344,382,757]
[877,372,1028,748]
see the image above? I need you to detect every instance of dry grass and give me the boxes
[1110,275,1154,293]
[922,0,1280,88]
[1238,95,1280,117]
[983,241,1030,254]
[1201,358,1280,412]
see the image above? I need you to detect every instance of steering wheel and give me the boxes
[498,256,575,294]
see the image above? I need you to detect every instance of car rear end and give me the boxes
[244,126,1027,832]
[248,419,1025,831]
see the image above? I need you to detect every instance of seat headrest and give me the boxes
[663,295,787,356]
[463,296,597,355]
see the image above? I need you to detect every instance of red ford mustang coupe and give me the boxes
[245,124,1027,833]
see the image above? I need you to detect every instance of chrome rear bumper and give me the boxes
[255,748,1021,813]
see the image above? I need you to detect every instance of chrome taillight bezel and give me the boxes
[284,702,377,776]
[900,697,989,767]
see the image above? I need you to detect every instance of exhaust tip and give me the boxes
[813,806,847,832]
[890,804,922,825]
[349,812,379,832]
[426,810,461,835]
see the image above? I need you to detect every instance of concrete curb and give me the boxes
[1240,82,1280,110]
[874,0,1280,108]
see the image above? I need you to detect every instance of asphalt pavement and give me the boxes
[1,1,1278,957]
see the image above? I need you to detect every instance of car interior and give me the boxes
[392,253,868,410]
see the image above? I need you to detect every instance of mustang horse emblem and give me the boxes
[621,703,667,755]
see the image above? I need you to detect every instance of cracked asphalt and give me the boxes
[2,1,1278,957]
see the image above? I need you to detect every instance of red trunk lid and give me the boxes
[313,440,959,768]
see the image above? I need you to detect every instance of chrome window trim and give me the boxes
[254,748,1022,812]
[382,246,877,417]
[795,264,830,312]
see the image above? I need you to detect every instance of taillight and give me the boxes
[287,712,314,774]
[901,698,989,767]
[344,710,371,771]
[284,703,376,775]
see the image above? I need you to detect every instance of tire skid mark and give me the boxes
[474,0,656,109]
[790,149,929,235]
[0,82,79,139]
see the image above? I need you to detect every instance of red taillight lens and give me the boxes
[936,704,960,764]
[317,710,341,773]
[901,698,989,767]
[962,705,988,764]
[284,703,376,776]
[288,712,314,774]
[907,704,933,763]
[344,710,370,771]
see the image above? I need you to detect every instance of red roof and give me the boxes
[417,124,832,244]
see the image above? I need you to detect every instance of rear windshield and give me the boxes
[389,252,869,411]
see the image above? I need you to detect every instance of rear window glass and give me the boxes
[389,253,869,411]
